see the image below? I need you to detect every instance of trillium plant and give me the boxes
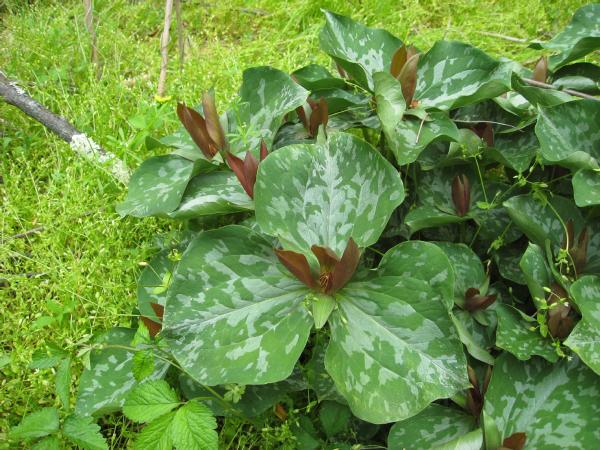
[12,4,600,450]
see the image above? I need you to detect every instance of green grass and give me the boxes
[0,0,590,447]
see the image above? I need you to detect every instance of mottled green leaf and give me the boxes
[305,339,345,404]
[292,64,346,91]
[535,100,600,170]
[385,113,460,166]
[573,169,600,207]
[405,205,467,234]
[553,62,600,95]
[319,11,403,90]
[228,66,308,153]
[512,73,574,107]
[451,312,494,365]
[123,380,180,423]
[435,242,486,305]
[9,407,59,440]
[504,194,583,248]
[388,404,476,450]
[134,411,175,450]
[484,353,600,448]
[489,127,538,173]
[319,401,351,438]
[63,415,108,450]
[167,171,253,219]
[565,275,600,375]
[495,304,558,362]
[415,41,512,110]
[374,71,405,130]
[435,429,483,450]
[162,226,312,385]
[255,132,404,257]
[116,155,198,217]
[171,401,218,450]
[519,242,552,308]
[535,3,600,70]
[137,248,180,321]
[326,242,467,423]
[75,328,169,417]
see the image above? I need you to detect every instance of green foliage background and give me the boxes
[0,0,592,446]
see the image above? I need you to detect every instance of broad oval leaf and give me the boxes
[167,171,253,219]
[162,225,313,385]
[565,275,600,375]
[373,71,406,131]
[535,3,600,70]
[484,353,600,448]
[573,169,600,207]
[292,64,346,91]
[319,11,403,91]
[116,155,198,218]
[325,242,467,423]
[414,41,513,110]
[387,404,476,450]
[435,242,486,306]
[535,100,600,170]
[228,66,308,154]
[255,132,404,257]
[74,328,169,417]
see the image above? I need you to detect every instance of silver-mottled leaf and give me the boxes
[573,169,600,207]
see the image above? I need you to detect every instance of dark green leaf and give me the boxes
[134,411,175,450]
[319,401,351,438]
[9,407,59,440]
[573,169,600,207]
[63,415,108,450]
[171,401,218,450]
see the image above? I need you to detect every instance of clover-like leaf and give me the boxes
[325,241,468,423]
[162,226,313,385]
[255,132,404,258]
[414,41,513,110]
[484,353,600,447]
[387,404,476,450]
[319,11,403,91]
[565,275,600,375]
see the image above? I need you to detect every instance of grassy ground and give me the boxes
[0,0,590,446]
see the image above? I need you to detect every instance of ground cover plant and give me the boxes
[2,1,600,448]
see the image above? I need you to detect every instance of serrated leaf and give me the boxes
[535,3,600,70]
[75,328,169,417]
[172,401,218,450]
[565,275,600,375]
[134,411,175,450]
[319,401,351,438]
[116,155,198,218]
[484,353,600,447]
[55,357,71,410]
[167,171,254,219]
[535,100,600,170]
[132,350,155,382]
[495,304,558,363]
[32,436,60,450]
[9,407,59,440]
[387,404,476,450]
[162,226,313,385]
[123,380,180,423]
[573,169,600,207]
[29,345,68,369]
[228,66,308,154]
[255,132,404,258]
[325,241,467,423]
[63,415,108,450]
[414,41,513,110]
[319,11,403,91]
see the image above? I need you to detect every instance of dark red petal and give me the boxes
[309,104,321,137]
[399,53,420,107]
[141,316,162,338]
[176,102,218,158]
[296,105,309,131]
[319,97,329,131]
[150,303,164,319]
[331,238,360,293]
[452,174,470,217]
[260,140,268,161]
[243,151,259,198]
[275,249,316,289]
[502,432,527,450]
[311,245,340,273]
[390,45,408,79]
[226,151,252,198]
[201,91,226,150]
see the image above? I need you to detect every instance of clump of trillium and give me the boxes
[296,96,329,138]
[275,239,360,328]
[177,91,268,200]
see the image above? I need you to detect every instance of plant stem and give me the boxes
[522,78,600,102]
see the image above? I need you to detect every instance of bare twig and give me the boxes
[522,78,600,102]
[157,0,174,98]
[0,71,130,183]
[175,0,185,70]
[3,226,45,242]
[83,0,101,79]
[473,30,528,43]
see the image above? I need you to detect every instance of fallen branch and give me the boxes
[0,71,130,183]
[522,78,600,102]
